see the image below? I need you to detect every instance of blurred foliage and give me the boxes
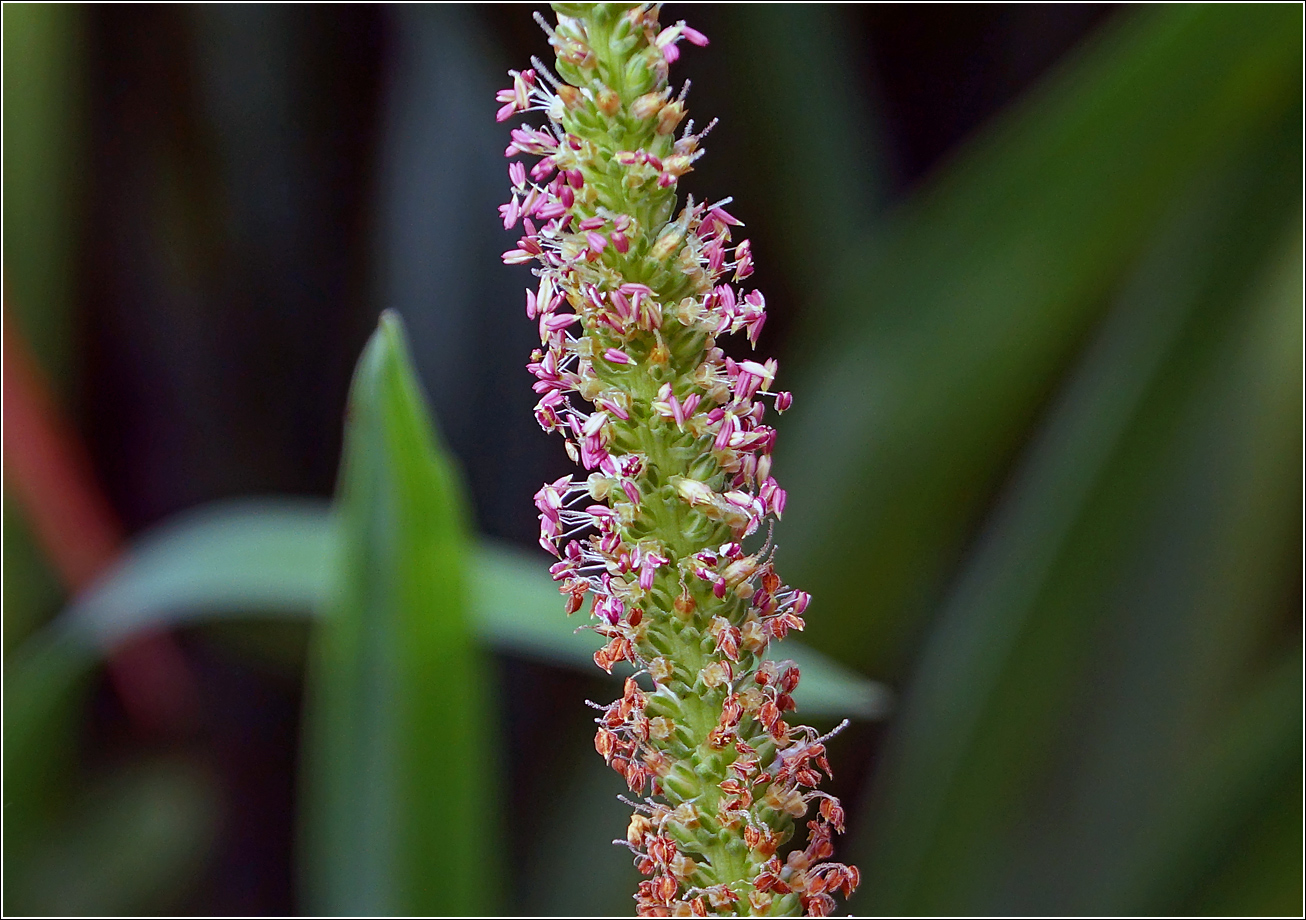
[6,758,219,916]
[3,622,221,916]
[854,148,1300,914]
[780,3,1301,678]
[2,3,1301,917]
[2,499,61,656]
[2,1,80,662]
[298,314,498,915]
[2,1,82,383]
[769,4,1302,915]
[32,498,881,718]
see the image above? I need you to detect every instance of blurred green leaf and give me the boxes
[2,1,83,387]
[851,120,1300,916]
[2,496,63,657]
[1143,651,1302,916]
[5,628,214,916]
[40,505,890,720]
[2,627,93,888]
[2,0,83,662]
[780,3,1303,676]
[6,758,219,916]
[1186,765,1302,917]
[297,311,499,915]
[58,497,334,646]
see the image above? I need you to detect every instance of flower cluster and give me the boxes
[499,4,858,915]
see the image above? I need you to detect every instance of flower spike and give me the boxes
[498,4,858,915]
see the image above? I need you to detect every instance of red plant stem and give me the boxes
[3,296,197,733]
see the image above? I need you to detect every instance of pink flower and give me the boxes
[497,6,856,913]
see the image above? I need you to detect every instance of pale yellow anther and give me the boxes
[628,814,653,846]
[631,91,666,120]
[649,716,675,741]
[649,656,675,683]
[649,227,684,262]
[701,661,730,689]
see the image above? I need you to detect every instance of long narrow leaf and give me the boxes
[298,311,497,915]
[56,498,333,646]
[2,1,82,384]
[853,135,1300,916]
[780,3,1302,675]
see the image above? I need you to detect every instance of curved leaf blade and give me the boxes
[57,498,332,647]
[38,504,891,721]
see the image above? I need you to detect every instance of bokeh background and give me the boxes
[3,3,1301,916]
